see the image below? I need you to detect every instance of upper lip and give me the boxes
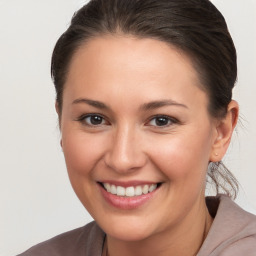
[98,180,162,187]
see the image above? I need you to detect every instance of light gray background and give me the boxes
[0,0,255,255]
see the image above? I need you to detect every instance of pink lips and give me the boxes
[98,182,159,210]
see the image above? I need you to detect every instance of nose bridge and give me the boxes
[105,122,145,173]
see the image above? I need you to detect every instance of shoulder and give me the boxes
[17,221,105,256]
[198,195,256,256]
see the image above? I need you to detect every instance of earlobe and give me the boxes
[55,101,62,128]
[55,101,63,148]
[55,101,60,115]
[210,100,239,162]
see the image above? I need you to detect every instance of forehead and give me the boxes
[67,35,199,83]
[63,35,208,111]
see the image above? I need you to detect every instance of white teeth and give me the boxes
[104,183,111,192]
[116,186,125,196]
[125,186,135,197]
[142,185,149,194]
[110,185,117,194]
[149,184,157,192]
[135,186,142,196]
[103,183,158,197]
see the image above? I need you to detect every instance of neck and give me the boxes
[105,195,213,256]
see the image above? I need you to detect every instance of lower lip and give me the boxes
[98,184,159,210]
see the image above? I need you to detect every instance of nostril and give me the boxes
[103,134,147,173]
[104,150,147,174]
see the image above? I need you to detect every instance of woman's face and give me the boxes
[60,36,218,241]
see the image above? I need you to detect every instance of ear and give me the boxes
[55,101,62,127]
[210,100,239,162]
[55,101,60,116]
[55,101,63,148]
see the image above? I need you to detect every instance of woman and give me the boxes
[19,0,256,255]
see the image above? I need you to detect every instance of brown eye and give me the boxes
[148,115,176,127]
[83,115,106,126]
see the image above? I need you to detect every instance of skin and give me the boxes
[58,35,238,256]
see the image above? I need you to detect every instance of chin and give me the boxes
[108,228,153,242]
[98,216,158,242]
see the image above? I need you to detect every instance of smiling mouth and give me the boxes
[99,182,162,197]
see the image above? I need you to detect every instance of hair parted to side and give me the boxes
[51,0,239,199]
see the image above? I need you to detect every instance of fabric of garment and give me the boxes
[17,195,256,256]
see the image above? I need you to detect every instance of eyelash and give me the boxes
[76,114,109,127]
[146,115,179,127]
[76,114,179,128]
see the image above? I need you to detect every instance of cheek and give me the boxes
[61,128,104,175]
[60,128,108,213]
[149,130,212,185]
[60,128,109,205]
[62,137,92,177]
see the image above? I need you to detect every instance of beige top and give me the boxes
[18,195,256,256]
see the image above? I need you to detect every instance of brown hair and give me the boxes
[51,0,239,198]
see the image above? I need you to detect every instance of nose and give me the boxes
[104,125,147,174]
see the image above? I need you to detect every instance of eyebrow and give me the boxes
[72,98,188,111]
[140,100,188,111]
[72,98,110,110]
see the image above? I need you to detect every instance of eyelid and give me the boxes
[76,113,110,126]
[146,114,179,127]
[75,113,179,127]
